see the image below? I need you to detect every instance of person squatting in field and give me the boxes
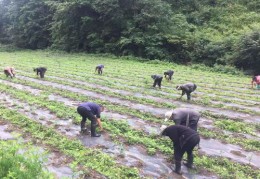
[34,67,47,78]
[161,125,200,175]
[4,67,15,78]
[164,70,174,81]
[252,75,260,89]
[77,102,104,137]
[164,108,200,131]
[176,83,197,100]
[95,64,104,75]
[151,75,163,89]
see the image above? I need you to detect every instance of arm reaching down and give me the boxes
[96,118,103,131]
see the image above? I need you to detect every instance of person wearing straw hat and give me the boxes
[160,125,200,175]
[165,108,200,131]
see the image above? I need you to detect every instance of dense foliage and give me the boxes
[0,0,259,73]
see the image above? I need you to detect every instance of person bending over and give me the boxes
[34,67,47,78]
[164,70,174,81]
[176,83,197,100]
[77,102,104,137]
[95,64,104,75]
[151,75,163,89]
[161,125,200,175]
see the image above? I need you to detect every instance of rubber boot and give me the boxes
[184,154,194,169]
[91,122,101,137]
[174,161,182,175]
[80,120,89,134]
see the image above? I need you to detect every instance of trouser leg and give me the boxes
[80,117,87,130]
[153,80,157,87]
[40,72,44,78]
[187,93,191,100]
[183,135,200,169]
[158,78,162,88]
[174,145,185,174]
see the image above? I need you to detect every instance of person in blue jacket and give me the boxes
[77,102,104,137]
[95,64,104,75]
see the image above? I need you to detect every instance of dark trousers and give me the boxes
[96,67,103,74]
[77,106,97,134]
[186,92,191,100]
[153,78,163,88]
[173,135,200,164]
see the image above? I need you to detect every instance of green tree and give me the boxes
[234,30,260,73]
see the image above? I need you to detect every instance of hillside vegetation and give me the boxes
[0,0,259,73]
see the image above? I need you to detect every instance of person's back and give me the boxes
[172,108,199,130]
[164,70,174,80]
[151,75,163,88]
[176,83,197,100]
[161,125,198,145]
[183,83,197,92]
[79,102,101,116]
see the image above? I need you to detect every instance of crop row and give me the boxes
[1,78,260,178]
[1,55,258,99]
[3,51,255,94]
[7,72,260,136]
[1,79,260,179]
[1,76,259,151]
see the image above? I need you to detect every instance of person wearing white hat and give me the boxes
[165,108,200,131]
[160,125,200,175]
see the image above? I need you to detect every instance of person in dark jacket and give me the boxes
[4,67,15,78]
[151,75,163,89]
[161,125,200,175]
[77,102,104,137]
[95,64,104,75]
[165,108,200,131]
[164,70,174,81]
[176,83,197,100]
[34,67,47,78]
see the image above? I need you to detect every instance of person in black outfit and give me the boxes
[161,125,200,175]
[164,70,174,81]
[151,75,163,89]
[176,83,197,100]
[34,67,47,78]
[77,102,104,137]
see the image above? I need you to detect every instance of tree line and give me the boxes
[0,0,259,73]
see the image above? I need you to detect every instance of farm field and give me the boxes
[0,50,260,179]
